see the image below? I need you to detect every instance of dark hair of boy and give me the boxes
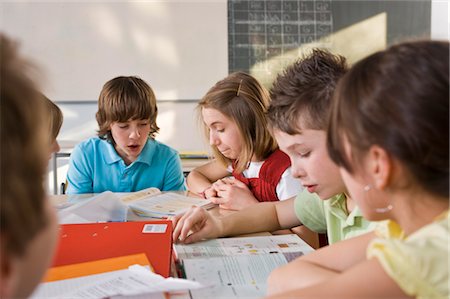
[327,40,449,199]
[267,49,348,133]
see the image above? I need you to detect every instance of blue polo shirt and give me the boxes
[66,137,185,194]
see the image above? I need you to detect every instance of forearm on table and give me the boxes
[268,258,339,295]
[186,171,212,193]
[220,202,282,236]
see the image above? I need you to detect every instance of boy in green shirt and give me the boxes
[172,49,374,246]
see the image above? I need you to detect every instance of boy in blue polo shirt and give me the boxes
[66,76,185,194]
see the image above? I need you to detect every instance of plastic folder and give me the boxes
[44,253,151,282]
[51,221,173,277]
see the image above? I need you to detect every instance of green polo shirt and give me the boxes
[294,190,375,244]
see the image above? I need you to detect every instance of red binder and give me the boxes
[51,221,173,277]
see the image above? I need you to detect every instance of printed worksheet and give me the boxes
[174,234,314,299]
[174,234,313,259]
[182,253,302,299]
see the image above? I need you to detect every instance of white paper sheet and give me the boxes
[175,235,313,299]
[31,265,203,299]
[182,254,292,299]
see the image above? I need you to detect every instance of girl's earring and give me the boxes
[375,204,393,213]
[364,184,393,213]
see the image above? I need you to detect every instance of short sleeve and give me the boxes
[66,142,94,194]
[367,220,449,299]
[294,190,327,233]
[161,151,186,191]
[275,167,302,200]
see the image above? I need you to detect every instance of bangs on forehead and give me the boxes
[270,104,316,135]
[107,94,152,123]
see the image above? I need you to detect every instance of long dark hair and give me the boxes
[327,40,449,198]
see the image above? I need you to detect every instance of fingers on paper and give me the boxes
[172,206,194,242]
[173,206,208,243]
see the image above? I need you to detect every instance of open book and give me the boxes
[173,234,314,299]
[121,188,216,219]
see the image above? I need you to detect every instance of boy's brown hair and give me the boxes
[267,49,348,134]
[96,76,160,143]
[328,40,449,198]
[199,72,277,173]
[0,34,49,256]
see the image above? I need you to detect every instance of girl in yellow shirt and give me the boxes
[267,40,449,299]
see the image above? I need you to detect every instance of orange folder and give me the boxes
[44,253,151,282]
[51,221,173,277]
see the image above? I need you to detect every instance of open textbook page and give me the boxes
[121,188,216,218]
[174,234,314,298]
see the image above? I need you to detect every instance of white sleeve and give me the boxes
[226,164,233,173]
[276,167,303,200]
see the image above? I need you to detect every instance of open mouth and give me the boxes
[127,144,140,152]
[304,184,317,193]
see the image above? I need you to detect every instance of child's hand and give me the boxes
[171,206,222,244]
[202,185,218,198]
[210,178,258,210]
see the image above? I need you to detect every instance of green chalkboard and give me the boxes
[228,0,431,87]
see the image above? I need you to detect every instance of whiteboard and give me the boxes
[0,1,228,102]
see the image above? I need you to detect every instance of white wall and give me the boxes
[431,0,449,40]
[1,1,228,102]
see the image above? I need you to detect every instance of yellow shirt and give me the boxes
[367,211,449,299]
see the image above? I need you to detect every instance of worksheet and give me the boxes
[174,234,314,298]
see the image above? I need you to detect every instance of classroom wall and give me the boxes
[1,1,228,102]
[431,0,449,40]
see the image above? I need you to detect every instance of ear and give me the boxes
[0,235,17,299]
[367,145,392,190]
